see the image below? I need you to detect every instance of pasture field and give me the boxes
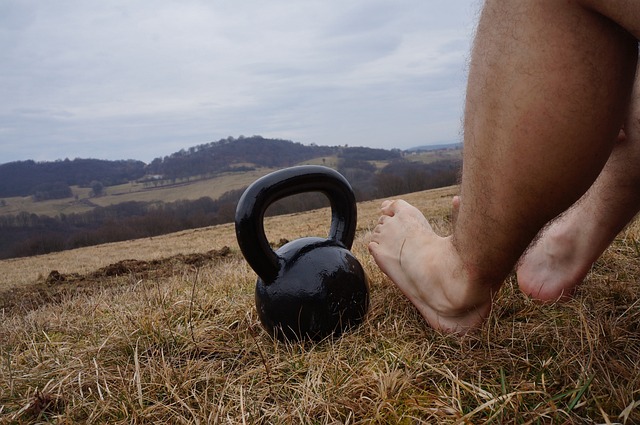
[405,147,463,164]
[1,185,639,423]
[0,168,279,218]
[90,169,276,207]
[0,156,343,219]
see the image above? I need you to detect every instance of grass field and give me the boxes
[1,185,639,423]
[0,168,279,218]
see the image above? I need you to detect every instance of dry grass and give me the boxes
[1,185,640,424]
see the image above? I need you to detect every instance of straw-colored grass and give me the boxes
[1,185,639,424]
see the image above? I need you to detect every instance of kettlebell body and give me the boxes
[235,166,369,341]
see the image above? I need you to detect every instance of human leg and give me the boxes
[517,73,640,302]
[369,0,638,332]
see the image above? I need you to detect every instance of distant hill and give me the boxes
[0,136,462,259]
[0,136,401,198]
[144,135,400,181]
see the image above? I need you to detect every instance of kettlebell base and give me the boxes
[255,238,370,341]
[256,277,370,342]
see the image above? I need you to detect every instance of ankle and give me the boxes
[544,218,602,266]
[425,243,494,332]
[440,237,496,311]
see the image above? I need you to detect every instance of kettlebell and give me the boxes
[235,165,369,341]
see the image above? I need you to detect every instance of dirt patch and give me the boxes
[1,246,233,315]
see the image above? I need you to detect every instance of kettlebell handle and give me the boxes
[235,166,357,284]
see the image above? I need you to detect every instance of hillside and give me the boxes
[0,138,462,259]
[1,186,639,423]
[0,136,402,200]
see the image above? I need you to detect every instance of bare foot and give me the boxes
[517,127,640,302]
[517,220,595,302]
[368,199,493,333]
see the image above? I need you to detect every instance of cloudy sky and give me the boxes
[1,1,479,164]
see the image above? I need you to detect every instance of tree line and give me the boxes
[145,135,401,182]
[0,158,146,198]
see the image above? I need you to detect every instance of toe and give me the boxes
[368,241,380,257]
[380,200,395,216]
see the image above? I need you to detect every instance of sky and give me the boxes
[0,1,479,165]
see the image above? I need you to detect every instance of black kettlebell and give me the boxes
[235,165,369,341]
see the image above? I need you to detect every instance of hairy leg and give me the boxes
[369,0,638,332]
[458,0,637,284]
[517,75,640,301]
